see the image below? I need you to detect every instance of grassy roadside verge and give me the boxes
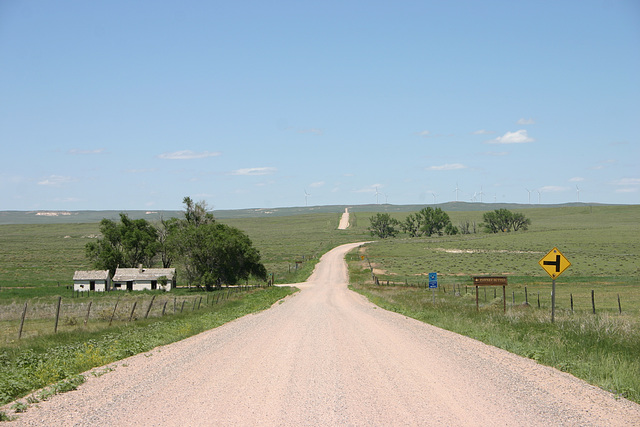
[0,286,296,411]
[347,252,640,404]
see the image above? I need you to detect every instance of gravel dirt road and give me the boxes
[337,208,349,230]
[12,242,640,426]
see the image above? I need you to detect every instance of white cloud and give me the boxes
[309,181,325,188]
[126,168,157,174]
[613,178,640,187]
[53,197,81,203]
[355,184,383,193]
[38,175,75,186]
[68,148,105,155]
[517,118,535,125]
[428,163,466,171]
[591,159,617,170]
[416,130,454,138]
[472,129,496,135]
[231,167,277,176]
[483,151,509,156]
[487,129,534,144]
[539,185,569,192]
[157,150,221,160]
[615,188,637,193]
[569,177,584,182]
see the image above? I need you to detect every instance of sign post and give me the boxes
[472,276,508,313]
[538,247,571,323]
[428,272,438,305]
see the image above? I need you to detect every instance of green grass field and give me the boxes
[354,205,640,314]
[0,212,371,291]
[0,204,638,407]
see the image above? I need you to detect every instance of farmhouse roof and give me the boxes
[73,270,111,281]
[112,267,175,282]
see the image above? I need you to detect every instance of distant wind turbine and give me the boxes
[304,189,310,206]
[374,186,381,205]
[478,186,485,203]
[576,185,580,202]
[526,188,532,204]
[432,192,438,204]
[536,190,542,204]
[453,183,461,202]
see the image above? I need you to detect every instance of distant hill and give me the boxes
[0,202,610,225]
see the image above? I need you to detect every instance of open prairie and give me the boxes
[0,204,639,409]
[352,205,640,315]
[1,205,637,310]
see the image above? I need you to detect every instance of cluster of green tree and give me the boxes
[368,207,457,239]
[86,197,267,289]
[481,208,531,233]
[368,208,530,239]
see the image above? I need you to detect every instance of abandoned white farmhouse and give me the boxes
[112,267,176,291]
[73,270,112,292]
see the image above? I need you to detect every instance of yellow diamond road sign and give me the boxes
[539,247,571,279]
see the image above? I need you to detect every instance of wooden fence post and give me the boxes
[84,301,92,327]
[18,301,28,339]
[129,301,137,322]
[570,294,573,312]
[591,290,596,314]
[54,296,62,333]
[618,294,622,314]
[145,295,156,319]
[109,297,120,326]
[162,301,168,316]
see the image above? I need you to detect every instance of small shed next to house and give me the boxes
[73,270,111,292]
[112,267,176,291]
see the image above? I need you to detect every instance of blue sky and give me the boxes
[1,0,638,210]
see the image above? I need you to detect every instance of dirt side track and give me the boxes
[11,242,640,426]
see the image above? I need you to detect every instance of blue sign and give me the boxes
[428,272,438,289]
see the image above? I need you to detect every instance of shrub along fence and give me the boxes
[1,286,263,342]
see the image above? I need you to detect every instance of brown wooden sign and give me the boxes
[472,276,507,313]
[473,276,508,286]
